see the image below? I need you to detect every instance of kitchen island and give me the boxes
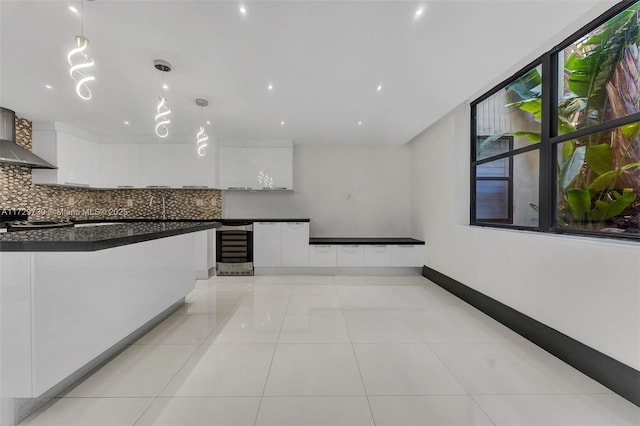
[0,221,218,251]
[0,221,218,413]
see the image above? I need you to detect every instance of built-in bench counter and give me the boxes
[308,238,425,268]
[251,222,425,272]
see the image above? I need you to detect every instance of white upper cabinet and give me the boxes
[255,147,293,190]
[136,144,218,188]
[219,140,293,190]
[98,144,141,188]
[32,123,98,187]
[219,147,259,189]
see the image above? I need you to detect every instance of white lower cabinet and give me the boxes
[254,222,310,267]
[281,222,310,266]
[337,245,365,267]
[391,245,424,267]
[0,234,196,398]
[364,245,392,266]
[309,245,337,267]
[253,222,282,267]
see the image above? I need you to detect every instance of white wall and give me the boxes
[409,104,640,371]
[223,144,411,237]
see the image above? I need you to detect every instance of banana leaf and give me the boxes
[560,146,585,190]
[562,140,575,160]
[566,188,592,220]
[585,143,612,175]
[506,98,542,122]
[590,189,636,221]
[506,68,542,100]
[587,161,640,191]
[621,122,640,139]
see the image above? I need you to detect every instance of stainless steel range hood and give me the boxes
[0,107,56,169]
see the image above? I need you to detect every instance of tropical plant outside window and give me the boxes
[471,0,640,239]
[556,2,640,233]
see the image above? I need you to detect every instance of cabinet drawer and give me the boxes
[309,245,336,267]
[337,245,365,267]
[391,245,424,267]
[364,245,391,267]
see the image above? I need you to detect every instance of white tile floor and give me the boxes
[20,275,640,426]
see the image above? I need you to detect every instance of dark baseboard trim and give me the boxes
[422,265,640,407]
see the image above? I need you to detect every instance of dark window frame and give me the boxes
[470,0,640,241]
[473,136,514,224]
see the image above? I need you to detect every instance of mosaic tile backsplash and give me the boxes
[0,118,222,220]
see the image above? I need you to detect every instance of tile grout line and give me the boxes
[338,281,378,426]
[252,281,293,426]
[132,278,252,425]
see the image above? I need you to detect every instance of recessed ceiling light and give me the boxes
[239,5,247,15]
[376,84,383,92]
[414,6,425,19]
[280,121,285,126]
[45,84,53,89]
[358,121,363,126]
[68,5,78,14]
[206,120,211,125]
[162,84,169,90]
[123,121,130,125]
[267,83,274,91]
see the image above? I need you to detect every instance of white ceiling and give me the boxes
[0,0,616,145]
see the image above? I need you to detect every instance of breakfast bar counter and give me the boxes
[0,221,219,251]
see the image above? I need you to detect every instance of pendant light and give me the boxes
[195,98,209,157]
[154,60,172,138]
[67,1,95,100]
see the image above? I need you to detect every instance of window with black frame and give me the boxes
[553,1,640,235]
[475,136,513,223]
[471,0,640,239]
[471,66,541,228]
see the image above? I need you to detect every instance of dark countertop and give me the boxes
[221,218,310,223]
[309,237,425,245]
[0,221,220,252]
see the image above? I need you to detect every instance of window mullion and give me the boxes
[538,54,555,232]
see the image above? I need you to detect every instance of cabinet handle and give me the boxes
[313,245,332,247]
[372,245,387,248]
[64,182,90,187]
[343,245,359,248]
[274,187,289,190]
[258,222,277,225]
[397,245,415,248]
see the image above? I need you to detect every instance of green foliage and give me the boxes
[566,188,592,220]
[584,144,612,175]
[587,162,640,191]
[478,3,640,229]
[590,189,637,221]
[559,146,585,190]
[506,68,542,100]
[564,3,640,130]
[555,3,640,228]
